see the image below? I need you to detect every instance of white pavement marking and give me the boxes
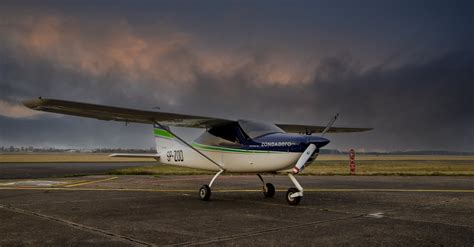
[0,180,66,187]
[367,212,385,218]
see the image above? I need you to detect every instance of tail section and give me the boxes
[153,124,179,155]
[153,124,223,171]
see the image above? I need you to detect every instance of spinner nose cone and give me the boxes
[308,136,330,148]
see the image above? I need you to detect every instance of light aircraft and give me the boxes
[23,97,371,205]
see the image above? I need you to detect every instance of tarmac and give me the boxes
[0,162,146,179]
[0,164,473,246]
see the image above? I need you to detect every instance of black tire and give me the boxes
[199,185,211,201]
[263,183,275,198]
[286,188,302,206]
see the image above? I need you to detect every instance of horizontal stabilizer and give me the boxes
[109,153,160,159]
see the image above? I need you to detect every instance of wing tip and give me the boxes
[22,97,45,109]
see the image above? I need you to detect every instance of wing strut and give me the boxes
[154,122,226,171]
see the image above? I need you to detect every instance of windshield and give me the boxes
[238,120,284,139]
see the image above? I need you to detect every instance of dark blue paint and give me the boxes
[242,133,330,153]
[193,120,330,153]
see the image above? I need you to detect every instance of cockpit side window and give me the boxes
[238,120,284,139]
[208,122,243,143]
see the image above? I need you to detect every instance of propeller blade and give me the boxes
[321,113,339,137]
[292,144,317,174]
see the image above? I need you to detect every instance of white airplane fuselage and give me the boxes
[160,144,303,172]
[154,126,327,173]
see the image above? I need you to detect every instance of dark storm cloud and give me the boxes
[176,50,474,151]
[0,0,473,151]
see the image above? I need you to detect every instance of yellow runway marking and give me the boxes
[154,177,215,183]
[0,187,472,193]
[0,187,197,192]
[303,188,474,193]
[63,177,118,187]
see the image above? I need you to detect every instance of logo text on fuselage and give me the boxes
[261,142,296,147]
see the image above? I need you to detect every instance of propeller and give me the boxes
[292,143,317,174]
[292,113,339,174]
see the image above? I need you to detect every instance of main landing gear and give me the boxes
[199,169,223,201]
[257,174,275,198]
[199,171,304,206]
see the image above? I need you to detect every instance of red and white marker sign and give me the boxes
[349,149,356,175]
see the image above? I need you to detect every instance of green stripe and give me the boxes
[154,129,173,139]
[192,142,270,154]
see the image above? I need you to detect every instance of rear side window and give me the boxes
[208,122,242,143]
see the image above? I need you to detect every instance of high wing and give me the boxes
[23,98,372,133]
[23,98,232,128]
[276,124,372,133]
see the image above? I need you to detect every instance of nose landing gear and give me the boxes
[286,173,303,206]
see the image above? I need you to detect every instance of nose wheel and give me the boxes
[286,187,302,205]
[286,174,303,206]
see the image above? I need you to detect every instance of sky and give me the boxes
[0,0,473,152]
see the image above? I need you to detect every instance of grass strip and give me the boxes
[110,160,474,176]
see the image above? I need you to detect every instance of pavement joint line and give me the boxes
[0,203,155,247]
[63,176,118,187]
[169,197,474,246]
[362,197,474,229]
[221,197,362,215]
[376,214,474,229]
[375,197,462,216]
[0,187,473,193]
[168,214,365,246]
[219,197,366,219]
[360,197,474,229]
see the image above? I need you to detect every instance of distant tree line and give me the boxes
[0,146,156,153]
[1,146,472,155]
[320,149,474,155]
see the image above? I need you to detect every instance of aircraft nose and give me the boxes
[308,136,330,148]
